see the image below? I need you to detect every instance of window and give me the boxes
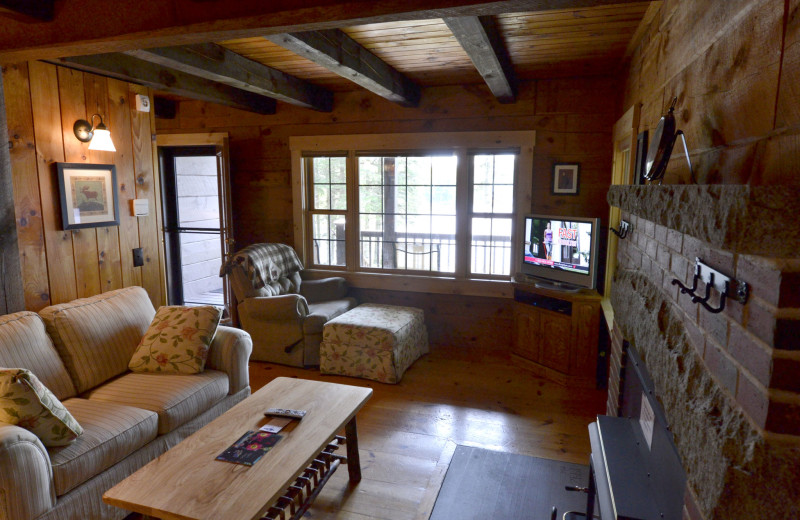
[292,132,534,289]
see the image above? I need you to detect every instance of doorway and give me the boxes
[159,145,232,311]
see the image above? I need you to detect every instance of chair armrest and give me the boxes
[239,294,309,321]
[206,326,253,395]
[300,277,348,302]
[0,423,56,520]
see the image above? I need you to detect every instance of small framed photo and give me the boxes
[57,163,120,230]
[552,163,580,195]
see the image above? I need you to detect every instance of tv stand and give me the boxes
[511,280,601,388]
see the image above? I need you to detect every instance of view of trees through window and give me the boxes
[359,154,457,272]
[307,150,517,277]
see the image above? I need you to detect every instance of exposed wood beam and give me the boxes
[444,15,517,103]
[0,0,646,63]
[126,43,332,112]
[266,30,420,107]
[0,72,24,314]
[0,0,54,21]
[49,53,276,114]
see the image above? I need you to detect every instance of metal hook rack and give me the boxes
[671,258,748,314]
[610,220,631,239]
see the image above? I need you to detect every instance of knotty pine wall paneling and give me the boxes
[622,0,795,185]
[159,78,618,247]
[5,63,47,310]
[0,67,24,314]
[2,61,165,311]
[157,77,617,348]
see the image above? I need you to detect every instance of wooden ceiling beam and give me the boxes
[0,0,647,63]
[49,53,276,114]
[266,30,421,107]
[444,15,517,103]
[126,43,333,111]
[0,0,53,21]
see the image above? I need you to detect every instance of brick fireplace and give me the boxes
[606,185,800,519]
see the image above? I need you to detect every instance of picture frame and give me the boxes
[57,163,120,230]
[551,163,580,195]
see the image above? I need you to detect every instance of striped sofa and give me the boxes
[0,287,252,520]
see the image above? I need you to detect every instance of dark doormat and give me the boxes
[429,445,589,520]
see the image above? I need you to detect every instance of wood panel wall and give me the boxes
[622,0,798,185]
[0,72,24,314]
[159,78,617,247]
[2,61,165,311]
[157,77,617,347]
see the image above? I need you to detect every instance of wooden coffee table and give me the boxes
[103,377,372,520]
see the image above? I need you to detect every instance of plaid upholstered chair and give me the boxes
[221,243,357,367]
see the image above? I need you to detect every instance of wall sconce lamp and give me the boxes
[73,114,116,152]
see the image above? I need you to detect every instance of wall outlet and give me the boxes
[135,94,151,112]
[132,248,144,267]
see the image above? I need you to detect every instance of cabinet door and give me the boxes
[538,311,571,373]
[513,304,540,362]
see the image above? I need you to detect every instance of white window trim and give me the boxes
[290,131,535,297]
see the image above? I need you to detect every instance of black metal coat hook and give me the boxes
[671,258,748,314]
[610,220,631,239]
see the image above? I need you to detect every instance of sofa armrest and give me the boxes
[239,294,309,321]
[300,277,348,302]
[0,423,55,520]
[206,326,253,395]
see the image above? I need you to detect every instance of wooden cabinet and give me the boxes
[512,282,601,387]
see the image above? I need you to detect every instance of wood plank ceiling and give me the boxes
[4,1,654,113]
[221,3,652,90]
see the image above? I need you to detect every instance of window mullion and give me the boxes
[345,150,358,272]
[454,147,470,278]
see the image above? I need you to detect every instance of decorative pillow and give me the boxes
[0,368,83,446]
[128,306,222,374]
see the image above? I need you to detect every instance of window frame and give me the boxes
[290,131,535,297]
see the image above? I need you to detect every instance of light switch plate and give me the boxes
[135,94,151,112]
[130,198,149,216]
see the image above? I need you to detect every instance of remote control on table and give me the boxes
[264,408,307,419]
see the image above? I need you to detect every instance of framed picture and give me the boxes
[551,163,580,195]
[57,163,120,230]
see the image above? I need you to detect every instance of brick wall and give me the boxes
[606,185,800,520]
[609,215,800,435]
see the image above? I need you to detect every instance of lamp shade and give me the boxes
[88,127,116,152]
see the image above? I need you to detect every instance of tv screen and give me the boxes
[519,214,600,290]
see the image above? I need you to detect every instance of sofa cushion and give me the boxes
[0,368,83,446]
[0,311,76,400]
[84,370,229,434]
[39,287,156,393]
[50,398,158,496]
[129,305,222,374]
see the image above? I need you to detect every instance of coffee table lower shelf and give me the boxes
[263,435,346,520]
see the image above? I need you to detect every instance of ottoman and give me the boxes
[320,303,429,384]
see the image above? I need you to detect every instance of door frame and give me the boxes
[156,133,235,322]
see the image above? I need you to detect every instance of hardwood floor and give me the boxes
[248,345,607,520]
[124,345,606,519]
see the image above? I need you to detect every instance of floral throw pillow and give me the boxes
[0,368,83,446]
[128,306,222,374]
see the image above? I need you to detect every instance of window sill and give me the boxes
[303,269,514,299]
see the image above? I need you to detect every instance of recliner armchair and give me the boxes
[221,243,357,367]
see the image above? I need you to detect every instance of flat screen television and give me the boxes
[519,214,600,291]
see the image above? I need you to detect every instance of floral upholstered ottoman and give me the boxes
[319,303,429,384]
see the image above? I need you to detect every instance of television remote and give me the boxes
[264,408,306,419]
